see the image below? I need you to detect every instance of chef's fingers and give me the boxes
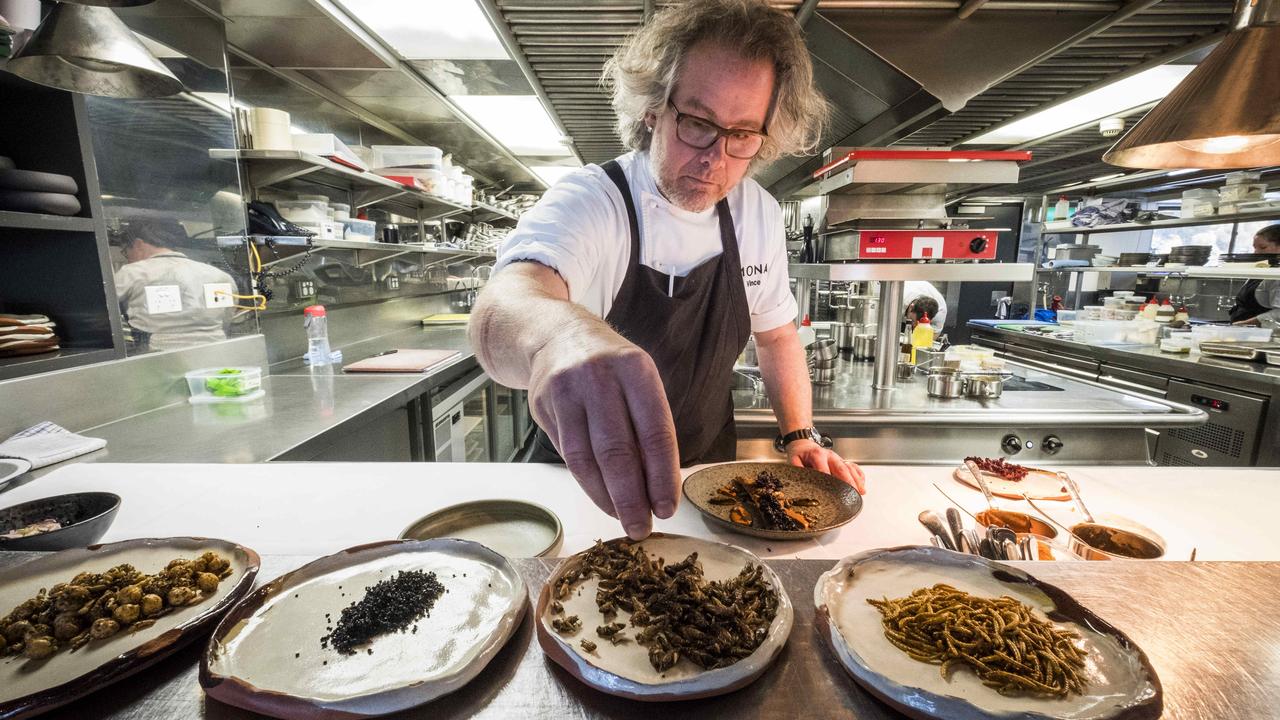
[807,449,833,476]
[845,461,868,494]
[553,400,616,519]
[619,361,680,521]
[588,384,654,540]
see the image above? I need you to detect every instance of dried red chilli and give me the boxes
[321,570,445,655]
[965,456,1033,482]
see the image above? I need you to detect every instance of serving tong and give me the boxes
[918,491,1035,562]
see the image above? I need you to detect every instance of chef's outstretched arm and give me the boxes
[754,322,866,493]
[469,261,681,540]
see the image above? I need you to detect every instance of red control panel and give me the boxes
[858,229,1000,260]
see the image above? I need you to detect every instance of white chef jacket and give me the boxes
[494,152,798,334]
[114,252,238,351]
[904,280,947,332]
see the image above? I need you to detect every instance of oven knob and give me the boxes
[1042,435,1064,455]
[1001,434,1022,455]
[969,236,989,254]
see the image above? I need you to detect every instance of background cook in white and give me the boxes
[494,151,797,334]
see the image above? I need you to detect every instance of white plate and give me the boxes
[202,538,527,719]
[0,458,31,492]
[0,537,260,719]
[815,546,1162,720]
[535,534,793,701]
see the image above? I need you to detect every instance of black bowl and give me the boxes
[0,492,121,551]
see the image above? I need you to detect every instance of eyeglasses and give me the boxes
[666,98,767,160]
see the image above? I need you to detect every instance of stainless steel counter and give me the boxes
[5,551,1276,720]
[734,358,1199,427]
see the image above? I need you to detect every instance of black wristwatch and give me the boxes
[774,427,832,453]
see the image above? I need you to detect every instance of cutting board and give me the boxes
[343,348,460,373]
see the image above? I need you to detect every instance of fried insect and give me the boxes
[714,471,817,531]
[867,584,1088,697]
[557,540,778,672]
[551,615,581,634]
[0,553,232,663]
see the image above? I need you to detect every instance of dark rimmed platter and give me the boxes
[683,461,862,540]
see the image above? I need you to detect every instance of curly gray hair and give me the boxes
[603,0,830,167]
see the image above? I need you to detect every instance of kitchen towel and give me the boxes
[0,422,106,469]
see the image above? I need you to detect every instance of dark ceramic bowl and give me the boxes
[0,492,121,551]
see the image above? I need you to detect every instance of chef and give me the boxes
[1230,224,1280,327]
[470,0,863,540]
[905,281,947,332]
[113,217,238,351]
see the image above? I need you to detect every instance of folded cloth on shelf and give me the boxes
[0,314,52,326]
[0,333,56,344]
[0,324,56,335]
[0,422,106,470]
[1042,258,1091,269]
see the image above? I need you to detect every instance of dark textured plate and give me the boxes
[399,499,562,558]
[0,492,120,551]
[201,538,527,719]
[0,537,260,720]
[815,546,1163,720]
[682,461,862,540]
[534,533,792,701]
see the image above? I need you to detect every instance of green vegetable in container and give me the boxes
[205,368,247,397]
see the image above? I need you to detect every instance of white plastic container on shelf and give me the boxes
[371,145,443,170]
[1080,305,1105,321]
[1181,188,1219,218]
[185,367,264,404]
[342,218,376,241]
[460,173,474,206]
[275,199,329,225]
[1220,183,1266,204]
[330,203,350,221]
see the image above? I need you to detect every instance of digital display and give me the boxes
[1191,394,1229,412]
[868,235,887,244]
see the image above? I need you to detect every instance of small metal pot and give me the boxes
[965,374,1004,398]
[926,369,964,398]
[852,334,876,360]
[831,322,856,351]
[807,338,838,364]
[811,366,836,385]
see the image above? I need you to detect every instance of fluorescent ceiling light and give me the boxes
[531,165,581,187]
[339,0,509,60]
[452,95,572,157]
[1089,173,1125,182]
[970,65,1196,145]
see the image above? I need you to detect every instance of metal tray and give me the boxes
[1198,341,1280,362]
[399,499,563,558]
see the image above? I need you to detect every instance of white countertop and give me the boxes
[4,463,1277,561]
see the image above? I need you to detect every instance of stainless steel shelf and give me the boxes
[789,262,1034,282]
[0,211,95,232]
[1041,208,1280,236]
[208,149,471,221]
[1036,265,1280,280]
[216,235,494,270]
[470,202,518,223]
[0,347,120,382]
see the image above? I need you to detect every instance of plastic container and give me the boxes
[1220,183,1266,204]
[911,313,935,359]
[797,315,816,347]
[1056,310,1077,324]
[1080,305,1105,321]
[371,145,442,170]
[276,199,329,225]
[304,305,332,371]
[1191,325,1274,345]
[1224,170,1262,185]
[1114,308,1138,321]
[330,203,351,222]
[248,108,291,151]
[1181,188,1219,218]
[185,367,264,404]
[342,218,376,241]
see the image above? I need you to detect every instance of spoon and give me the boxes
[1057,470,1096,523]
[1022,494,1073,535]
[933,483,981,523]
[965,529,983,557]
[1019,535,1034,561]
[945,507,965,554]
[989,526,1017,559]
[963,459,997,509]
[918,510,957,551]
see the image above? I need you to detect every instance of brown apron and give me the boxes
[528,159,752,466]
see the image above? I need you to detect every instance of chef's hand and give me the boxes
[787,440,866,494]
[528,323,681,540]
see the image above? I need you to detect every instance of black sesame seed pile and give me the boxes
[320,570,446,655]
